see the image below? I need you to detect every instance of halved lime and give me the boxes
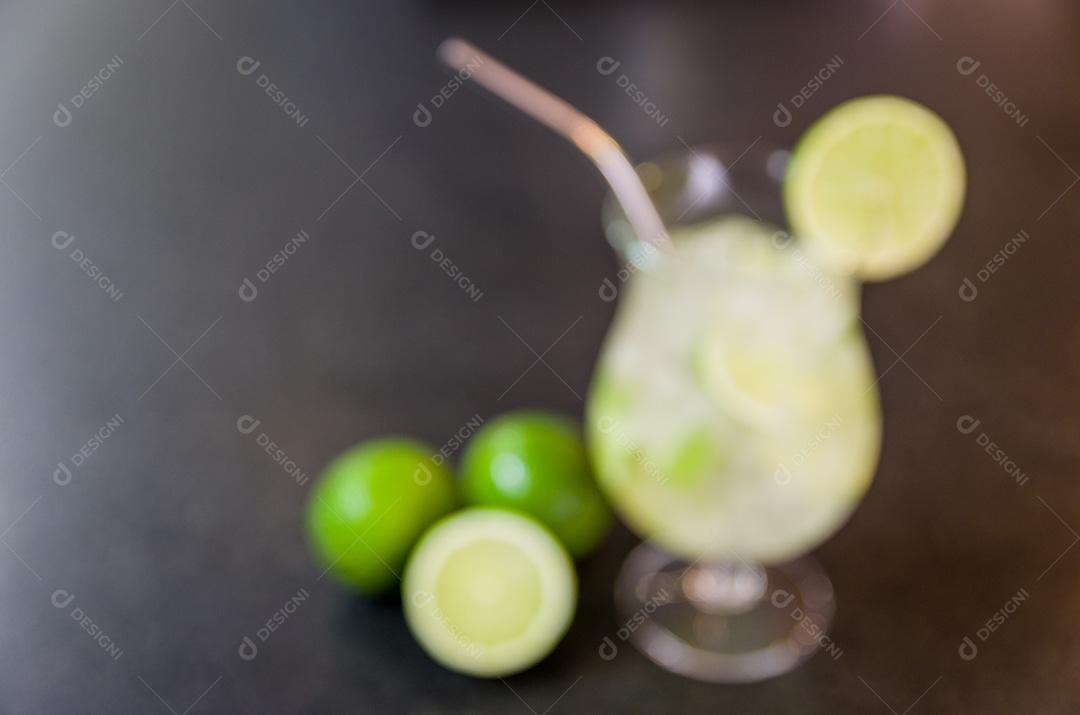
[403,508,576,677]
[784,95,966,280]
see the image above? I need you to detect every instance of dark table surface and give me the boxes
[2,0,1079,712]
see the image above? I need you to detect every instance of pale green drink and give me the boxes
[587,215,881,564]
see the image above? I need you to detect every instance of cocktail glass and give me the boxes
[587,141,881,682]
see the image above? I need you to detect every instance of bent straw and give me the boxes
[438,37,672,254]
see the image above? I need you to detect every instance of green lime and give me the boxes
[306,438,457,594]
[403,508,576,677]
[784,95,966,281]
[459,411,612,558]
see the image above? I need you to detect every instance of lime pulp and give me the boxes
[403,508,577,677]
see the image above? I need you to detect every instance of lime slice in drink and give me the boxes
[784,95,966,280]
[403,508,577,677]
[697,334,829,429]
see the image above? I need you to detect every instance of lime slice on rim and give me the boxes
[784,95,966,281]
[403,508,576,677]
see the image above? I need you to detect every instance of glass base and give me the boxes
[613,541,836,683]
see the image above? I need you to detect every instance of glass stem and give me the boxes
[682,561,768,615]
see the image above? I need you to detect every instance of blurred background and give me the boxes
[1,0,1078,712]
